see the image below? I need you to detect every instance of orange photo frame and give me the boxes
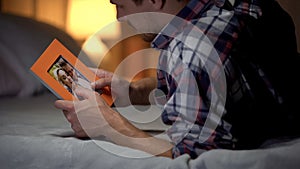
[30,39,113,106]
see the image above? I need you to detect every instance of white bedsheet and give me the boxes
[1,93,300,169]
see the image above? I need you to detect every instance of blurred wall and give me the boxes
[1,0,299,73]
[1,0,68,30]
[0,0,154,80]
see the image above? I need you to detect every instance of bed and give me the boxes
[1,13,300,169]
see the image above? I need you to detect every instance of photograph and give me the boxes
[30,39,112,103]
[48,55,92,96]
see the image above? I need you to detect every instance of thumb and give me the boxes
[74,86,97,100]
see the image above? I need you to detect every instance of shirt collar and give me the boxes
[152,0,212,49]
[151,0,262,50]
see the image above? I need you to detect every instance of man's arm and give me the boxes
[54,87,173,158]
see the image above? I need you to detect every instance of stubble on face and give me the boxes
[141,33,158,42]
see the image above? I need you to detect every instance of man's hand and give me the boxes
[90,68,158,106]
[90,68,131,107]
[54,87,115,138]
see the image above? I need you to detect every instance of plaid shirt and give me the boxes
[152,0,262,159]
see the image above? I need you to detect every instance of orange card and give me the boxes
[30,39,113,106]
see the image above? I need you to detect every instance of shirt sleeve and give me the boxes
[158,39,233,159]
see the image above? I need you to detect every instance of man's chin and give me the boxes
[141,33,158,42]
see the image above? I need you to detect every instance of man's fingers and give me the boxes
[91,78,112,89]
[74,86,97,100]
[62,110,75,123]
[54,100,74,112]
[89,67,104,77]
[89,68,113,91]
[89,68,112,78]
[89,67,97,72]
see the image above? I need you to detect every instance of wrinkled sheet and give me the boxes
[1,93,300,169]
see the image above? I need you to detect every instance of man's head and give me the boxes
[110,0,187,18]
[110,0,188,42]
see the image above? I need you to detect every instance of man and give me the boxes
[55,0,299,159]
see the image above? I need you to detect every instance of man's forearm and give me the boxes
[129,77,157,105]
[104,109,173,158]
[116,77,173,157]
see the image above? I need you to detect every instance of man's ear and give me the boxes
[148,0,164,10]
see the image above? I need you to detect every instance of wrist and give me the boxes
[102,107,173,158]
[102,108,144,139]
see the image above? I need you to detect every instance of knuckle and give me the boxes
[66,114,73,122]
[66,104,75,112]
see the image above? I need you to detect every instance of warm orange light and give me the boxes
[66,0,119,40]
